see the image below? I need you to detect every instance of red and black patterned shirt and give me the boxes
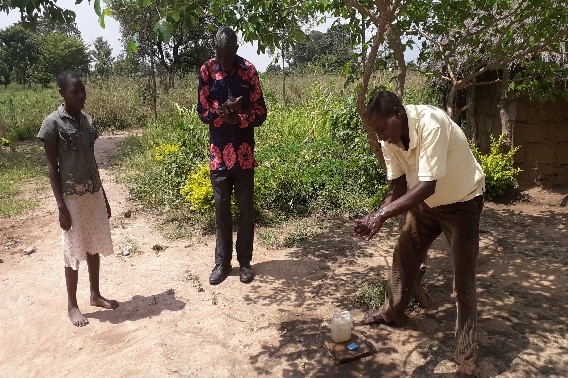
[197,55,267,171]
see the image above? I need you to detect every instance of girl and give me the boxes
[38,70,118,327]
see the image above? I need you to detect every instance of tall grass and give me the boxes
[0,143,47,216]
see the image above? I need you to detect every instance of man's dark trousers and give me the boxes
[210,169,254,267]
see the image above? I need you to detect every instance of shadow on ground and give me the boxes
[245,205,567,377]
[84,291,186,324]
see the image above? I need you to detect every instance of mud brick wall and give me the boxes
[470,84,568,186]
[512,95,568,186]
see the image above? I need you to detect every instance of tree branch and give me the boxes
[345,0,381,25]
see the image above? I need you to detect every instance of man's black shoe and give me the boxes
[240,266,254,283]
[209,264,232,285]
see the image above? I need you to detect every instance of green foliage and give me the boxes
[255,86,386,218]
[110,0,217,75]
[0,77,149,141]
[471,134,521,201]
[354,280,387,309]
[0,88,60,140]
[35,32,89,81]
[86,78,150,131]
[116,75,393,232]
[90,37,114,78]
[288,23,356,73]
[180,163,213,213]
[0,143,47,216]
[119,103,209,211]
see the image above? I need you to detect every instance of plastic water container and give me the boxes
[331,311,352,343]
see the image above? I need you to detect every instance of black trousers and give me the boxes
[210,169,254,267]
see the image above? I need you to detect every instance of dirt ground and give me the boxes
[1,133,567,378]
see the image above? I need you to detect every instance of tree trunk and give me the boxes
[281,39,287,106]
[150,47,157,118]
[361,14,366,67]
[465,86,478,145]
[498,70,512,151]
[446,86,457,121]
[357,31,386,169]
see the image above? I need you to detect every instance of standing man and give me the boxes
[197,26,267,285]
[353,90,485,377]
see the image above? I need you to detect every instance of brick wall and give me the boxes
[469,84,568,186]
[513,95,568,185]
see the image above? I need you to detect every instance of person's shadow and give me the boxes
[83,291,186,324]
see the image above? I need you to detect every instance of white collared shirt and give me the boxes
[381,105,485,208]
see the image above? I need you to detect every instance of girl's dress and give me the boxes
[38,105,113,270]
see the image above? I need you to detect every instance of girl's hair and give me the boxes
[367,90,402,117]
[56,70,82,90]
[215,26,238,50]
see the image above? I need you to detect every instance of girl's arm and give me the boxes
[43,140,71,230]
[102,186,111,218]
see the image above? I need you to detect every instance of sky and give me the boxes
[0,1,418,72]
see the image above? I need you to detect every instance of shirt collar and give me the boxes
[58,104,85,124]
[403,105,419,151]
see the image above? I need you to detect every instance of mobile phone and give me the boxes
[346,342,359,351]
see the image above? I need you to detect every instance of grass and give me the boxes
[257,217,327,249]
[0,143,47,217]
[354,280,388,309]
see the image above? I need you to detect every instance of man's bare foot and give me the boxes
[68,307,89,327]
[90,295,119,309]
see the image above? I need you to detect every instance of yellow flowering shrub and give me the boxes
[153,143,180,163]
[180,164,214,212]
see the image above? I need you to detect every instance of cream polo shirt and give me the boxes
[381,105,485,208]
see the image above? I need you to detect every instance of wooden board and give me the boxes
[324,333,376,364]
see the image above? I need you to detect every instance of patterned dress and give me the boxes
[38,106,113,269]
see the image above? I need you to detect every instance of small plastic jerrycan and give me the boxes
[331,311,352,343]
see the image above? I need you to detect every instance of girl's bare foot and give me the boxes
[68,307,89,327]
[90,295,119,309]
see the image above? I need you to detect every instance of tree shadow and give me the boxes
[245,205,567,377]
[248,317,401,377]
[243,218,396,312]
[83,291,186,324]
[409,206,567,376]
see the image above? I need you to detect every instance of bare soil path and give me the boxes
[1,133,567,377]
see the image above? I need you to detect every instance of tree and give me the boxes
[34,32,90,84]
[0,25,39,87]
[113,53,144,77]
[111,0,218,90]
[5,0,565,158]
[27,15,81,37]
[91,37,114,78]
[0,1,77,24]
[0,47,11,88]
[413,0,568,133]
[288,23,357,73]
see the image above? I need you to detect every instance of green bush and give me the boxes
[255,89,386,218]
[121,106,208,210]
[117,74,442,230]
[471,134,521,200]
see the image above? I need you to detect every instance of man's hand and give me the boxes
[219,104,241,124]
[223,96,242,111]
[58,205,72,231]
[353,206,389,240]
